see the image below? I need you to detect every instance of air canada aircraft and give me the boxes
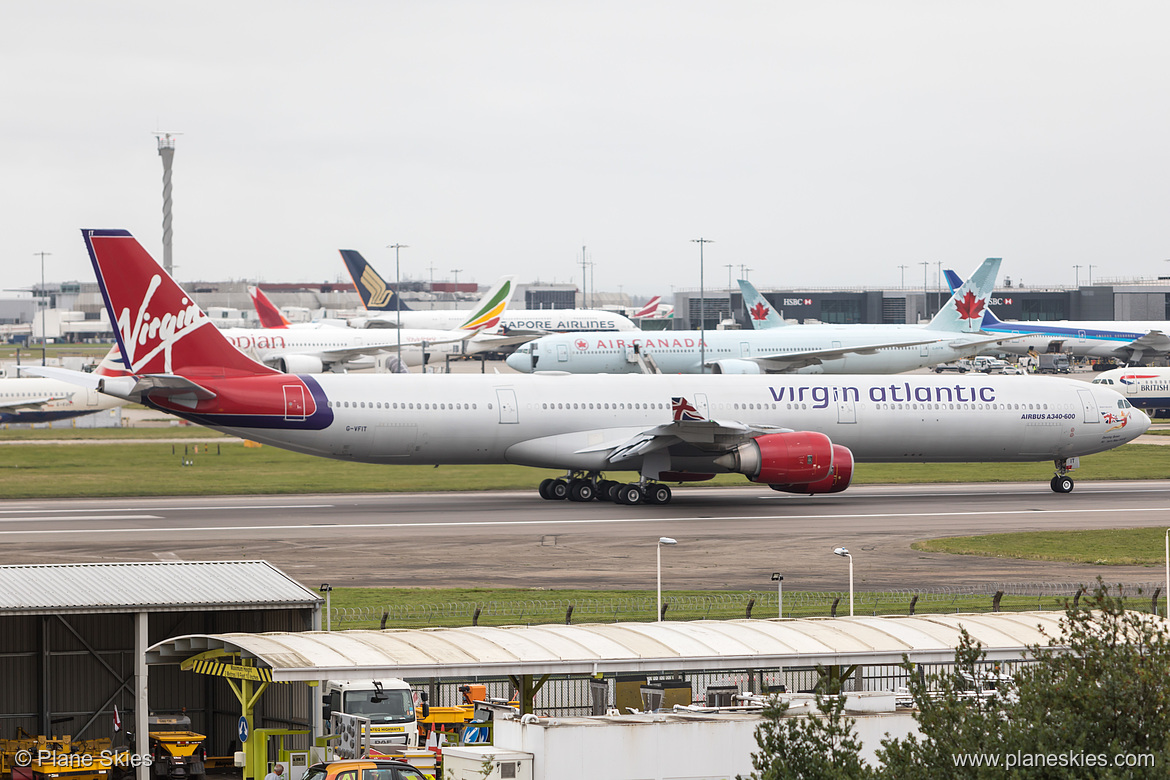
[737,279,787,329]
[944,269,1170,363]
[41,230,1148,503]
[3,347,128,424]
[507,258,1018,375]
[342,250,639,332]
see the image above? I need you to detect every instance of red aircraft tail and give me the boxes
[82,230,276,378]
[249,285,291,328]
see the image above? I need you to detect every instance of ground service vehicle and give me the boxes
[2,735,119,780]
[324,681,422,749]
[303,759,426,780]
[1038,353,1071,374]
[970,356,1008,373]
[148,715,205,780]
[934,359,972,373]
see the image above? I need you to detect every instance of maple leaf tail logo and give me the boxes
[954,290,986,320]
[749,302,771,321]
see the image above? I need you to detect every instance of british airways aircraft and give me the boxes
[943,269,1170,362]
[41,230,1147,503]
[342,250,638,333]
[507,258,1015,375]
[1092,367,1170,418]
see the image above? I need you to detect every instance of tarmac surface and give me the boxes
[3,480,1168,592]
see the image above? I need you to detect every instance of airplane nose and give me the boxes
[1132,406,1152,438]
[505,351,531,373]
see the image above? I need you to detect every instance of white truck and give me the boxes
[323,679,423,749]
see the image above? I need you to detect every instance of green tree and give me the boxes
[879,580,1170,778]
[741,683,874,780]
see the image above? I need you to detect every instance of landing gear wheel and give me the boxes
[644,483,672,505]
[1051,475,1074,494]
[568,479,595,502]
[616,483,643,505]
[538,478,553,500]
[596,479,617,501]
[547,478,569,500]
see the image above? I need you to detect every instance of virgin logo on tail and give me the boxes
[116,273,210,374]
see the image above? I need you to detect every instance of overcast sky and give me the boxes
[3,1,1169,299]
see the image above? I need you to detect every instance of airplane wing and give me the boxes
[599,418,792,464]
[1122,330,1170,357]
[19,366,215,405]
[317,332,479,361]
[726,338,945,373]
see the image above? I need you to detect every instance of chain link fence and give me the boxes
[331,581,1165,630]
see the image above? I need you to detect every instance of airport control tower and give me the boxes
[154,132,181,275]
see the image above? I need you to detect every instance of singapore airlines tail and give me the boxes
[340,249,413,312]
[249,285,291,329]
[925,257,1001,333]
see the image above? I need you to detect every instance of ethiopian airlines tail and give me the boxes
[83,229,276,378]
[249,286,291,328]
[455,276,514,332]
[340,249,413,312]
[925,257,1001,332]
[737,280,787,329]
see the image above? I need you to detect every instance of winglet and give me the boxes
[340,249,413,312]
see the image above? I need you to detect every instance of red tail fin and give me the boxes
[249,285,291,328]
[83,230,276,378]
[634,296,661,318]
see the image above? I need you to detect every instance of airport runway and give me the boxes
[4,481,1168,591]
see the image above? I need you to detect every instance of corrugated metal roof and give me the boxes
[0,561,322,614]
[146,611,1077,682]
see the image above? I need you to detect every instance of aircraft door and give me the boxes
[740,342,751,358]
[557,344,569,363]
[85,389,99,407]
[283,384,307,421]
[1126,377,1139,396]
[496,388,519,423]
[1077,389,1100,423]
[837,394,856,424]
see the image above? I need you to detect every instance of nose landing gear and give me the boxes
[1050,458,1075,493]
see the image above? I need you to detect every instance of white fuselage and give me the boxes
[1092,367,1170,417]
[984,320,1169,359]
[0,377,124,424]
[187,373,1145,472]
[352,309,638,332]
[506,326,994,375]
[220,325,479,371]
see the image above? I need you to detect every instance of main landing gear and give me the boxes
[538,473,673,505]
[1050,458,1075,494]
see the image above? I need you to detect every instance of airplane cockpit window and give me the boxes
[1119,399,1133,408]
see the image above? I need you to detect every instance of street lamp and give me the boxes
[833,547,853,617]
[319,583,333,631]
[898,264,908,288]
[451,269,463,286]
[1073,264,1083,287]
[657,537,677,622]
[691,239,713,373]
[771,572,784,618]
[34,252,51,355]
[387,243,408,367]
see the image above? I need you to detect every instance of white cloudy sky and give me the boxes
[3,1,1168,298]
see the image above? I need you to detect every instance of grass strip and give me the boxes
[0,441,1164,499]
[913,527,1170,566]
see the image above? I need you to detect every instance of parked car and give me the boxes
[303,759,427,780]
[1001,364,1027,375]
[934,360,973,373]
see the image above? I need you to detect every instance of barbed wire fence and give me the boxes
[330,581,1166,630]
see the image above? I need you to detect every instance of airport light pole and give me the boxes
[34,252,51,353]
[387,243,408,368]
[833,547,853,617]
[1088,264,1096,285]
[657,537,677,622]
[319,583,333,631]
[898,264,908,288]
[692,239,713,372]
[725,263,734,323]
[451,269,462,286]
[771,572,784,618]
[1073,264,1082,288]
[920,261,930,319]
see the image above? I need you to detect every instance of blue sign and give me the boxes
[238,715,249,742]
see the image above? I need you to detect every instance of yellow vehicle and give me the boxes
[1,734,119,780]
[146,716,205,780]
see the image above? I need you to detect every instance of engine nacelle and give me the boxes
[769,444,854,494]
[711,359,764,375]
[714,431,835,485]
[273,354,325,374]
